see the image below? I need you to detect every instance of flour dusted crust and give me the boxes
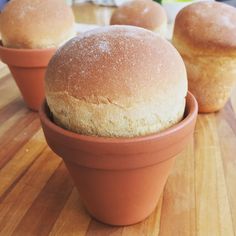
[46,26,187,137]
[173,2,236,113]
[110,0,167,36]
[0,0,75,49]
[173,1,236,56]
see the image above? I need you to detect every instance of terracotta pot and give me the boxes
[0,43,56,111]
[39,92,198,226]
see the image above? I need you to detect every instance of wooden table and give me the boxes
[1,3,236,236]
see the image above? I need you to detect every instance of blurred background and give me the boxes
[0,0,235,43]
[70,0,236,25]
[1,0,236,24]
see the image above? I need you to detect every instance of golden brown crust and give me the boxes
[173,1,236,56]
[0,0,75,49]
[181,54,236,113]
[173,2,236,112]
[46,26,186,102]
[46,26,187,137]
[110,0,167,31]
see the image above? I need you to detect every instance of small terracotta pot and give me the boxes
[39,92,198,226]
[0,43,56,111]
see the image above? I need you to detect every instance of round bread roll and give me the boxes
[46,26,187,138]
[110,0,167,36]
[173,1,236,113]
[0,0,75,49]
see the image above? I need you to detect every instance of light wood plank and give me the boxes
[50,188,91,236]
[0,76,20,109]
[0,107,28,136]
[159,140,196,236]
[216,106,236,235]
[13,163,74,236]
[0,117,41,169]
[121,195,163,236]
[0,98,25,125]
[85,220,123,236]
[0,129,46,196]
[0,148,61,235]
[194,115,234,236]
[0,63,10,78]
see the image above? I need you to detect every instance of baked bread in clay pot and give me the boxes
[173,1,236,113]
[110,0,167,37]
[0,0,75,111]
[40,26,198,226]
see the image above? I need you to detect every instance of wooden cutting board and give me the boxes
[0,3,236,236]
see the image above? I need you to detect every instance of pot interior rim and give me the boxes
[39,91,198,144]
[0,41,56,53]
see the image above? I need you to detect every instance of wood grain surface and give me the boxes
[0,3,236,236]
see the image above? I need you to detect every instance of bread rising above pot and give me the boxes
[46,26,187,137]
[0,0,75,49]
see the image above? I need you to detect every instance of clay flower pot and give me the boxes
[0,43,56,111]
[39,91,198,226]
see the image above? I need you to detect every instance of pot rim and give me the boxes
[0,41,56,53]
[0,41,56,67]
[39,91,198,144]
